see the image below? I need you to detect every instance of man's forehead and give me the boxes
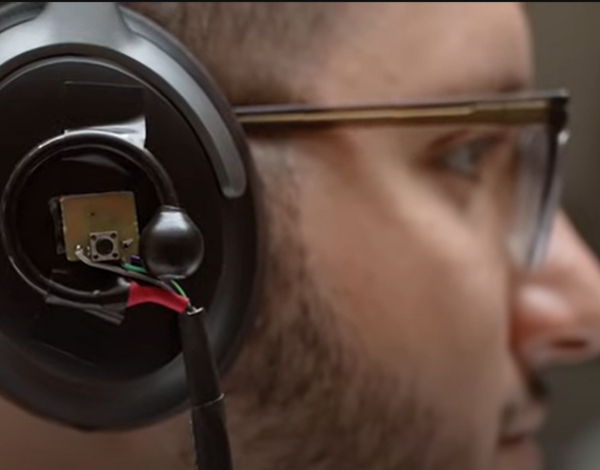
[317,2,532,104]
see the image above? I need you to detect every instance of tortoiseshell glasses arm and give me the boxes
[234,90,568,129]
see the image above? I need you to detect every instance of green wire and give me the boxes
[123,262,146,274]
[169,280,187,298]
[123,262,188,298]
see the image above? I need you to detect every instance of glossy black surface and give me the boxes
[140,206,205,279]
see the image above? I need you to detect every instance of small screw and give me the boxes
[110,232,117,239]
[90,234,97,241]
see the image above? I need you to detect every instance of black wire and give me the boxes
[75,248,166,289]
[179,308,234,470]
[0,130,180,307]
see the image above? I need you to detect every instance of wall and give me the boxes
[527,3,600,470]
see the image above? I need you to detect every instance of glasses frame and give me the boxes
[234,89,568,128]
[234,89,570,268]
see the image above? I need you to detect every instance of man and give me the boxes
[0,3,599,470]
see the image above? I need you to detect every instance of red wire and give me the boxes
[126,281,189,314]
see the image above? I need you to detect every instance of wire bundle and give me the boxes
[75,247,193,315]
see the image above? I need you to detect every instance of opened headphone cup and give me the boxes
[0,2,259,438]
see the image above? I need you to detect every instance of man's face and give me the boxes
[217,4,600,470]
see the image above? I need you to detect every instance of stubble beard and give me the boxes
[206,163,480,470]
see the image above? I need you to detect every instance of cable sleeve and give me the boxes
[126,281,188,313]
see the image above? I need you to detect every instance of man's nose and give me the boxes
[513,211,600,370]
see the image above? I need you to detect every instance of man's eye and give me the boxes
[438,137,494,180]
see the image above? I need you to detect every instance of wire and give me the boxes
[123,262,145,273]
[127,281,189,313]
[75,248,166,290]
[121,263,176,294]
[179,308,234,470]
[170,280,187,298]
[123,262,188,298]
[75,248,193,314]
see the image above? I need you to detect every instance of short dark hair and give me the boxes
[128,2,343,105]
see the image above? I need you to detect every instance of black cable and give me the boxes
[0,130,179,307]
[179,307,234,470]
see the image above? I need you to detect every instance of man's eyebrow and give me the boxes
[426,125,510,149]
[496,76,531,94]
[433,61,532,100]
[436,79,529,101]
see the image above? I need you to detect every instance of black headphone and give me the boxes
[0,2,259,468]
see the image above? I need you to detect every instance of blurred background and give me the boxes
[527,3,600,470]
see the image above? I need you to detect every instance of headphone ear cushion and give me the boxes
[0,2,44,33]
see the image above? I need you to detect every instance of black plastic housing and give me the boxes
[140,206,205,280]
[0,3,261,431]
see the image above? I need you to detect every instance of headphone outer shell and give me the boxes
[0,2,262,431]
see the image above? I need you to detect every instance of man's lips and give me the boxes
[498,434,543,470]
[499,401,546,445]
[497,379,549,469]
[497,402,546,470]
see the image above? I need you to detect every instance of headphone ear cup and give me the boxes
[0,1,259,432]
[0,2,44,33]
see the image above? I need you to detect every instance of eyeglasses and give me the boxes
[234,90,570,269]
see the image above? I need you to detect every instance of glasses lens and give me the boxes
[508,124,568,268]
[529,128,569,268]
